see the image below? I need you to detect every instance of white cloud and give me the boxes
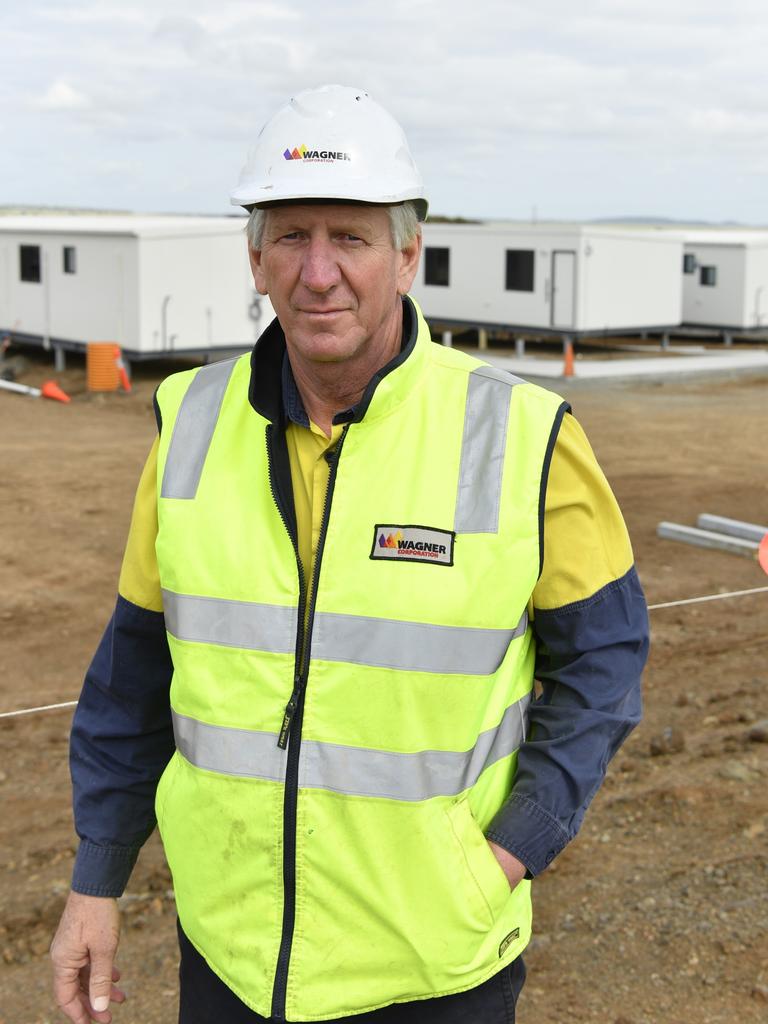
[32,79,91,110]
[3,0,768,221]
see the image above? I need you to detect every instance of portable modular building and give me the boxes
[410,222,683,334]
[681,230,768,330]
[0,215,271,358]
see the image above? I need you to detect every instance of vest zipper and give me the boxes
[278,675,302,750]
[268,422,350,1021]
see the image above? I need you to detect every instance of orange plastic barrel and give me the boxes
[87,342,120,392]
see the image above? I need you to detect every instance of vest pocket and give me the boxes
[445,794,512,926]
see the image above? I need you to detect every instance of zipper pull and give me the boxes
[277,676,302,749]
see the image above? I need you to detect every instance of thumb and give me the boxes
[89,950,115,1013]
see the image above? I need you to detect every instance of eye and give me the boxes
[338,233,364,244]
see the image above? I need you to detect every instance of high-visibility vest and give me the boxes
[154,299,566,1021]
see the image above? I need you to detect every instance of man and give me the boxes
[51,85,648,1023]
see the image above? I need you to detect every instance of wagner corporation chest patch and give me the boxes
[370,525,455,566]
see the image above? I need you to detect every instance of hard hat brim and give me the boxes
[230,189,428,223]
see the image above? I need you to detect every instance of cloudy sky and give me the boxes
[3,0,768,223]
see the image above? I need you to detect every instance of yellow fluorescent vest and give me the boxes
[153,300,566,1021]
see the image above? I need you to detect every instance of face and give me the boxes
[249,204,421,366]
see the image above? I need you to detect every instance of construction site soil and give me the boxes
[1,353,766,1024]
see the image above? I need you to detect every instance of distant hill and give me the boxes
[424,214,482,224]
[587,216,761,228]
[2,207,763,230]
[0,205,131,216]
[427,214,768,229]
[0,205,246,219]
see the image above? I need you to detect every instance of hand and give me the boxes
[51,891,125,1024]
[487,841,527,892]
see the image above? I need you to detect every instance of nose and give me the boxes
[300,236,342,293]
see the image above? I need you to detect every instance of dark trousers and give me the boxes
[178,921,526,1023]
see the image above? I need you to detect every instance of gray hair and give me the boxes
[246,200,421,252]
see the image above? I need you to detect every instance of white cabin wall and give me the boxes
[413,225,685,332]
[137,232,272,354]
[0,232,139,347]
[580,234,682,331]
[412,226,572,330]
[742,246,768,328]
[682,245,746,327]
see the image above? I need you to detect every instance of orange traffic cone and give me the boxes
[41,380,71,404]
[113,346,132,392]
[563,340,575,378]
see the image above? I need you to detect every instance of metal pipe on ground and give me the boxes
[0,378,70,403]
[0,378,42,398]
[657,522,759,558]
[696,514,767,544]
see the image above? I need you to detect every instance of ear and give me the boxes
[396,231,423,296]
[248,243,269,296]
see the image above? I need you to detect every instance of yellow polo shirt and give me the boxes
[285,420,345,589]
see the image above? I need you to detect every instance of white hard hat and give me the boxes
[230,84,428,220]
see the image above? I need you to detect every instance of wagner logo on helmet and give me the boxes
[283,144,352,162]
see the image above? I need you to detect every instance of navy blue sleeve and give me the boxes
[70,594,175,897]
[486,566,648,875]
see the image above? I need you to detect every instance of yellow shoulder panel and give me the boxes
[118,437,164,612]
[533,413,634,611]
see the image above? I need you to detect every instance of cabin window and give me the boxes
[700,266,717,287]
[63,246,77,274]
[424,247,450,287]
[20,245,41,283]
[683,253,696,274]
[505,249,535,292]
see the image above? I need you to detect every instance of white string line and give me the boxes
[647,584,768,610]
[1,585,766,720]
[0,700,77,720]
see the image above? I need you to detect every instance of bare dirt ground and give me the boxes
[1,352,766,1024]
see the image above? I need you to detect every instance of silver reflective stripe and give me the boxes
[302,693,531,800]
[163,589,527,671]
[312,607,528,676]
[454,366,521,534]
[173,711,287,782]
[172,692,531,801]
[161,357,238,500]
[162,590,298,654]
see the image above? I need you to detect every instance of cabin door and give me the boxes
[551,250,576,328]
